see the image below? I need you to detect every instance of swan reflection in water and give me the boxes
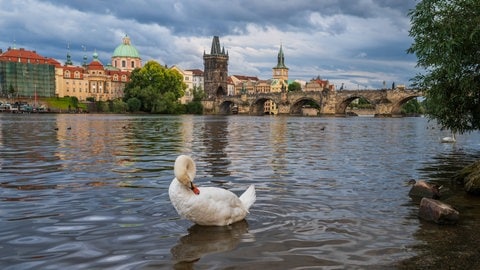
[171,220,250,266]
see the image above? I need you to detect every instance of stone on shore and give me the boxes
[418,198,459,224]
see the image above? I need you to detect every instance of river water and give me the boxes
[1,113,480,269]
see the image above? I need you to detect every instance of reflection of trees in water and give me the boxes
[200,116,230,178]
[399,152,480,269]
[171,220,249,268]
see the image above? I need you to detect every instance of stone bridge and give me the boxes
[203,88,423,117]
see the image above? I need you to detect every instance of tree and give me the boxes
[288,81,302,92]
[127,97,141,112]
[8,84,15,98]
[401,98,425,115]
[408,0,480,134]
[124,60,186,113]
[186,86,204,114]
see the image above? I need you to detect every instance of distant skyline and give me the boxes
[0,0,418,89]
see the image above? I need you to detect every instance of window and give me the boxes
[74,71,80,78]
[122,60,126,68]
[131,61,135,68]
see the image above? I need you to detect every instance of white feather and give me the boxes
[169,155,256,226]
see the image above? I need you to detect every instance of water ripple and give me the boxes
[1,114,480,269]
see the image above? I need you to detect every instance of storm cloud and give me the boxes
[0,0,418,89]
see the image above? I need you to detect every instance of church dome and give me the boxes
[112,35,140,58]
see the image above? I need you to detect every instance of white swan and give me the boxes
[441,133,456,143]
[169,155,256,226]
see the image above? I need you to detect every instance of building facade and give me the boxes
[55,36,140,101]
[0,47,56,98]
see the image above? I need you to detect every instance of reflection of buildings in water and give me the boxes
[171,220,249,265]
[269,116,288,175]
[179,115,194,153]
[53,115,129,179]
[0,114,62,175]
[201,116,231,177]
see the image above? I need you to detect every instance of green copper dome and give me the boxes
[112,35,140,58]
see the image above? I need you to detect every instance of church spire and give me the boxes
[210,36,225,55]
[65,43,73,65]
[275,44,287,69]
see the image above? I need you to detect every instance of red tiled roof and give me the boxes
[232,75,259,81]
[186,69,204,76]
[0,48,51,64]
[47,58,62,67]
[88,60,104,70]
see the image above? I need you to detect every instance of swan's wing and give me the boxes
[189,187,247,225]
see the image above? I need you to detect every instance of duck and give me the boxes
[407,179,441,199]
[169,155,256,226]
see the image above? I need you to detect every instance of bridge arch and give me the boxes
[290,97,321,115]
[250,97,279,115]
[209,89,422,116]
[390,95,422,115]
[337,95,375,114]
[218,100,236,114]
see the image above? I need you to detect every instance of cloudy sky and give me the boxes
[0,0,419,89]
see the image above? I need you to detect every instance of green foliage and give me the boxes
[408,0,480,133]
[70,96,79,108]
[124,60,186,113]
[111,99,128,113]
[288,81,302,92]
[185,86,204,114]
[192,86,205,102]
[96,101,109,112]
[401,98,425,115]
[127,97,141,112]
[45,97,87,111]
[185,101,203,114]
[348,97,374,109]
[8,84,15,96]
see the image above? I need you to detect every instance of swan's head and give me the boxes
[174,155,200,195]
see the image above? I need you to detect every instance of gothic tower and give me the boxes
[272,44,289,81]
[203,36,229,99]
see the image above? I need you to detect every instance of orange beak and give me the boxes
[190,182,200,195]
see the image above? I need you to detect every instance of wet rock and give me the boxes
[408,179,440,199]
[418,198,459,225]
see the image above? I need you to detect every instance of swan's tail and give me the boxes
[239,185,256,212]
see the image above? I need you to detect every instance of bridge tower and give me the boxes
[203,36,229,100]
[272,44,289,81]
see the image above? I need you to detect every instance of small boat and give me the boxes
[231,105,238,114]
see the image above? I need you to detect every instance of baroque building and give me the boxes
[55,36,140,101]
[111,35,142,72]
[203,36,228,100]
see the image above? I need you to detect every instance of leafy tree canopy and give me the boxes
[124,60,186,113]
[408,0,480,134]
[288,81,302,92]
